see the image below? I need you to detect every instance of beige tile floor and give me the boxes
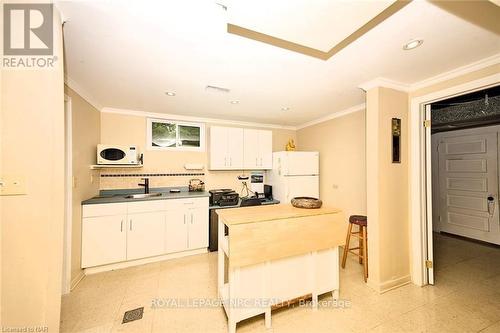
[61,233,500,333]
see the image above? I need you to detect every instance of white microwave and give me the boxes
[97,144,140,165]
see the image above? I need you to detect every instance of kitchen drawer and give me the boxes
[164,197,209,210]
[82,203,127,218]
[127,200,166,214]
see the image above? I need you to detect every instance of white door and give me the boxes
[438,131,500,245]
[259,130,273,169]
[81,215,127,267]
[165,209,188,253]
[188,207,209,249]
[209,126,228,170]
[127,211,166,260]
[227,127,244,169]
[285,175,320,201]
[243,129,260,169]
[285,152,319,176]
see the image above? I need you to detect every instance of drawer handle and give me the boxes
[130,219,133,231]
[183,202,194,205]
[120,220,123,232]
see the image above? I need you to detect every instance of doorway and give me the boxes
[62,95,73,294]
[426,85,500,285]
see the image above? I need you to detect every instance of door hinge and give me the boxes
[423,120,431,128]
[425,260,433,269]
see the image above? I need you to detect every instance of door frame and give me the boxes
[409,73,500,286]
[62,95,73,294]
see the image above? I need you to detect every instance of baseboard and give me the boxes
[70,271,85,291]
[84,248,208,275]
[366,275,411,293]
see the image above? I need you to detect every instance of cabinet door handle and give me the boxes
[229,157,232,166]
[120,220,123,232]
[129,219,133,231]
[224,157,227,166]
[183,214,186,224]
[191,213,194,224]
[260,157,263,166]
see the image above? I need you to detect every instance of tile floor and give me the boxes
[61,233,500,333]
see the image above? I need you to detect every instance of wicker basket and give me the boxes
[291,197,323,209]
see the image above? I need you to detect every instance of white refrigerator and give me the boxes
[267,151,319,203]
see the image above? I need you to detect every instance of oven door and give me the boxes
[98,147,129,164]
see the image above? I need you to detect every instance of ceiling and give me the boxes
[57,0,500,126]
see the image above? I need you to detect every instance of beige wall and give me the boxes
[366,87,410,292]
[65,86,101,288]
[297,110,366,219]
[0,8,65,332]
[99,112,296,192]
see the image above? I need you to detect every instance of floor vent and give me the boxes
[122,307,144,324]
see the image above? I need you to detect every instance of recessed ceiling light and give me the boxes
[403,39,423,51]
[230,100,239,104]
[281,107,290,111]
[165,91,176,96]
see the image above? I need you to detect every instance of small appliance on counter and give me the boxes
[250,172,264,198]
[264,184,273,200]
[188,179,205,192]
[209,189,239,206]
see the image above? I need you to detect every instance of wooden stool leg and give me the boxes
[362,225,368,282]
[341,223,353,268]
[358,225,363,264]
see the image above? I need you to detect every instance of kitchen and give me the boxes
[2,1,500,333]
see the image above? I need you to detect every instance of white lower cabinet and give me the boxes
[165,209,188,253]
[81,214,127,268]
[127,211,166,260]
[81,197,209,268]
[188,207,209,249]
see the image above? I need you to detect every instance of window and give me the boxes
[147,118,205,151]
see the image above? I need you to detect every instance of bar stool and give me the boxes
[341,215,368,282]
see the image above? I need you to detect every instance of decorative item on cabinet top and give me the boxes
[286,139,296,151]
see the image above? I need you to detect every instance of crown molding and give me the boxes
[296,103,366,130]
[64,76,103,111]
[409,53,500,91]
[358,78,410,92]
[101,107,297,130]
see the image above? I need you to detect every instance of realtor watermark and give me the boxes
[151,297,352,309]
[2,3,57,69]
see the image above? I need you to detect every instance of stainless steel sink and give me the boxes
[124,193,162,199]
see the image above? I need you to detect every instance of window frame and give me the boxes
[146,118,206,152]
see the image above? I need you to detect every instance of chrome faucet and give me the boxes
[138,178,150,194]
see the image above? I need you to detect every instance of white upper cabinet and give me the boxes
[210,126,272,170]
[210,126,244,170]
[244,129,272,170]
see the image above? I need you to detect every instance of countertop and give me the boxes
[209,198,280,210]
[82,187,209,205]
[216,204,342,226]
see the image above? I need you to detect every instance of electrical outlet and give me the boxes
[0,175,26,196]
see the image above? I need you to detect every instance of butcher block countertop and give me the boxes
[217,204,346,267]
[216,204,342,226]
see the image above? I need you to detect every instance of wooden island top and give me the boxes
[216,204,342,226]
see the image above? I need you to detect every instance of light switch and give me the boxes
[0,175,27,196]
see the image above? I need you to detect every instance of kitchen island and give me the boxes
[217,204,346,333]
